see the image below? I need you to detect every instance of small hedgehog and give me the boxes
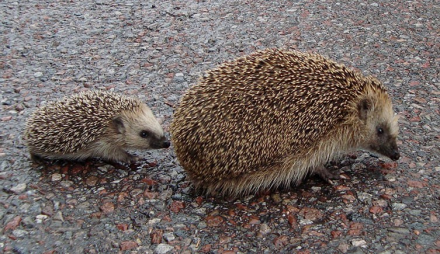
[171,48,400,197]
[25,90,170,163]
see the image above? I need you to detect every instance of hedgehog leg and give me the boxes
[30,153,46,164]
[102,148,138,164]
[116,151,139,164]
[314,166,340,183]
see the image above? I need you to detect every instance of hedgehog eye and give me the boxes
[377,127,384,135]
[140,131,150,138]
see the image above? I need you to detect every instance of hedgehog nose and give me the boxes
[162,140,171,148]
[390,150,400,161]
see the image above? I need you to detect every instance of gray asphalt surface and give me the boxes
[1,0,439,253]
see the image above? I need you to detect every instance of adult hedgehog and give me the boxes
[25,90,170,163]
[171,49,400,197]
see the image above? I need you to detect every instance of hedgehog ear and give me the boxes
[112,116,126,134]
[358,98,372,121]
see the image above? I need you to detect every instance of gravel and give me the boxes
[1,0,439,253]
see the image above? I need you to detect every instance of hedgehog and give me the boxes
[24,90,170,163]
[170,48,400,197]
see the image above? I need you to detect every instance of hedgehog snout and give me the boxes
[162,140,171,148]
[373,141,400,161]
[150,136,171,149]
[390,149,400,161]
[388,140,400,161]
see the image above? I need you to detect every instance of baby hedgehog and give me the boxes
[171,48,400,197]
[25,90,170,163]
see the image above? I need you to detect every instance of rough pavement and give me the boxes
[1,0,439,253]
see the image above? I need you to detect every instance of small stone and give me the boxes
[248,216,260,225]
[299,207,323,221]
[34,72,43,78]
[335,185,350,191]
[338,243,350,253]
[148,218,161,225]
[393,219,404,227]
[130,188,143,197]
[120,241,138,251]
[357,192,373,203]
[342,194,356,203]
[205,215,224,227]
[193,208,206,216]
[416,233,435,245]
[299,219,313,225]
[154,243,174,254]
[169,200,185,213]
[12,229,28,237]
[351,239,367,247]
[287,214,298,228]
[51,173,62,181]
[20,216,34,228]
[409,210,421,216]
[392,203,407,210]
[407,180,424,188]
[53,211,64,221]
[332,230,343,238]
[271,193,282,203]
[4,216,22,231]
[388,227,410,234]
[42,205,54,216]
[97,164,113,173]
[36,214,48,223]
[163,232,175,242]
[15,103,24,111]
[116,224,128,231]
[378,251,393,254]
[384,174,396,182]
[10,183,26,194]
[1,116,12,121]
[60,181,73,188]
[150,229,163,244]
[174,73,185,82]
[158,189,173,200]
[273,235,289,249]
[143,190,158,199]
[100,202,115,214]
[369,206,383,214]
[219,235,231,244]
[348,222,363,236]
[259,223,271,235]
[86,176,98,186]
[430,212,439,223]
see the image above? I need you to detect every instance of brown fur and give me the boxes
[171,49,399,197]
[24,90,170,163]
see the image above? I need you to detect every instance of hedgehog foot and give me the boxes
[102,149,139,164]
[118,152,139,164]
[126,154,140,164]
[30,153,47,165]
[315,166,340,183]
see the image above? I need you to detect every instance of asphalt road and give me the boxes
[0,0,439,253]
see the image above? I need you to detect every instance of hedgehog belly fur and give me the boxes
[194,125,360,196]
[34,138,129,162]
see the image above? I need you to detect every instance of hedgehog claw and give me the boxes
[129,156,140,164]
[124,153,139,164]
[315,166,340,184]
[107,151,139,165]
